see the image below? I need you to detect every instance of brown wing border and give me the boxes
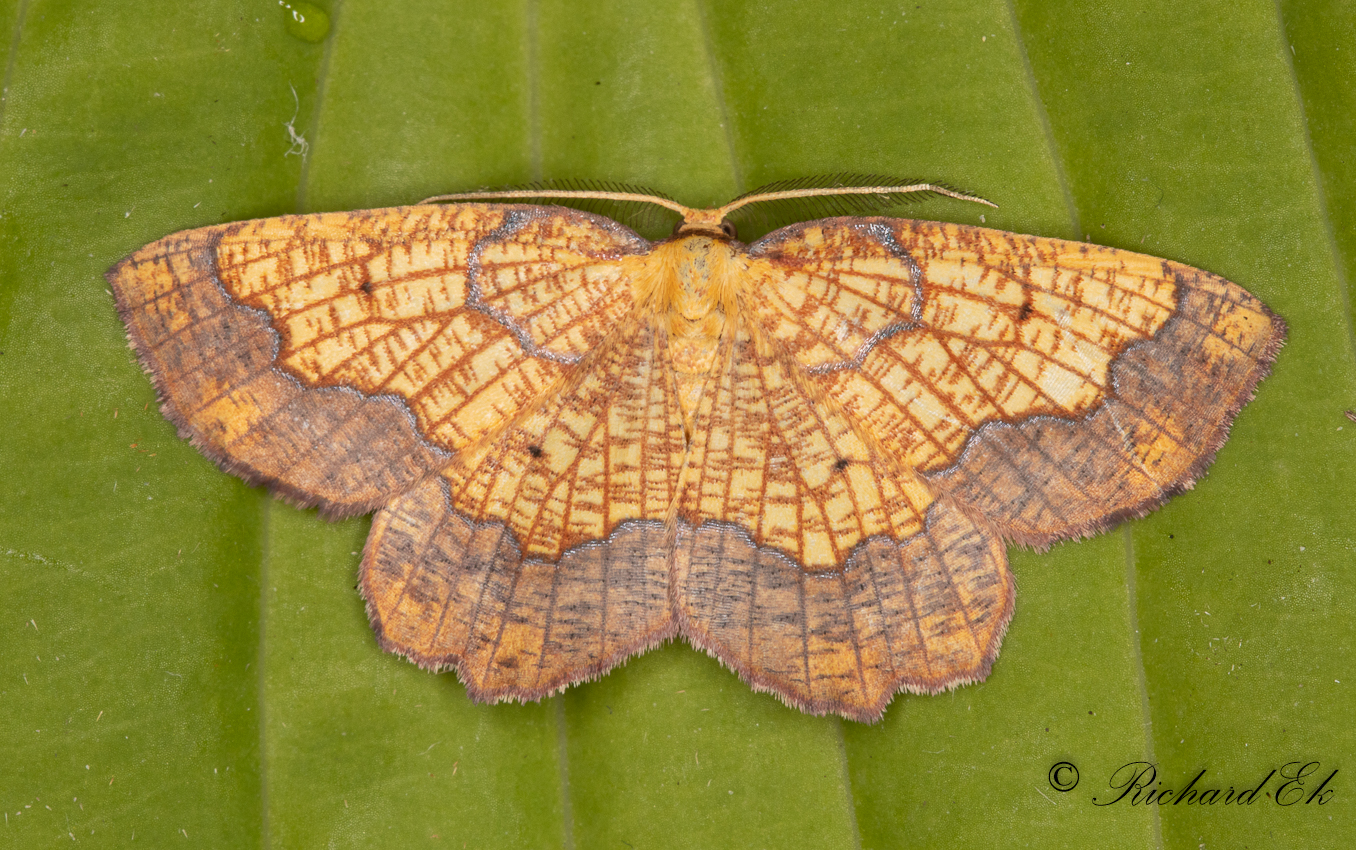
[109,225,453,518]
[107,204,654,518]
[748,216,1288,548]
[925,264,1287,548]
[360,476,679,704]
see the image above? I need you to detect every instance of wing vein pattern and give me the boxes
[108,203,1284,720]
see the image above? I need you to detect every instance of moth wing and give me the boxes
[672,326,1013,721]
[745,217,1284,547]
[108,204,648,516]
[362,318,687,702]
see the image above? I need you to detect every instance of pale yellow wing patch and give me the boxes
[747,217,1283,545]
[677,324,934,570]
[748,220,1178,470]
[928,266,1283,544]
[209,205,649,455]
[742,220,924,368]
[472,209,650,358]
[441,318,687,561]
[106,203,652,514]
[669,315,1012,718]
[361,316,688,702]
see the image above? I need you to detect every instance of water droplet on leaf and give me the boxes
[280,1,330,43]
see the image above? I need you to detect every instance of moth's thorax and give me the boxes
[629,236,747,429]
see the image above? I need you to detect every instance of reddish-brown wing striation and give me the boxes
[746,219,1284,547]
[109,205,646,515]
[108,196,1284,721]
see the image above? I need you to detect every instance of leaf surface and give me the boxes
[1,1,1351,847]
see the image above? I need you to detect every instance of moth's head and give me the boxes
[673,209,738,241]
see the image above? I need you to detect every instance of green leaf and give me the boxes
[1,1,1351,847]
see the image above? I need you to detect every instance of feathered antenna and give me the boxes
[423,174,994,241]
[719,173,995,238]
[423,179,686,239]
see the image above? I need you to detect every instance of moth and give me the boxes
[108,179,1284,721]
